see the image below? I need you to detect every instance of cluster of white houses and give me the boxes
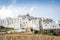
[0,14,60,32]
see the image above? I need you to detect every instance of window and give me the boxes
[59,24,60,26]
[47,22,49,24]
[22,28,25,30]
[29,21,30,23]
[26,22,27,23]
[28,19,31,21]
[45,25,47,26]
[22,17,25,19]
[23,22,25,24]
[53,25,56,27]
[34,20,36,22]
[35,18,37,19]
[8,23,9,25]
[3,21,4,23]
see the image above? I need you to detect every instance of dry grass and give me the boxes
[0,32,60,40]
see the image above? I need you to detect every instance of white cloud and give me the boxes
[0,5,34,18]
[29,7,34,13]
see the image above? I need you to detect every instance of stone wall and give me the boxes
[0,33,60,40]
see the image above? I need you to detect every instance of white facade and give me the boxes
[0,14,40,31]
[0,14,60,31]
[41,18,60,30]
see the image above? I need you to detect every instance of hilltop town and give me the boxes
[0,14,60,35]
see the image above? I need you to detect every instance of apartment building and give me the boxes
[0,14,40,32]
[0,14,60,33]
[41,18,60,30]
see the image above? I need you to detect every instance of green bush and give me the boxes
[34,30,60,36]
[0,26,15,31]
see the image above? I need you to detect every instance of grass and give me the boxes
[34,30,60,36]
[0,28,15,31]
[0,26,15,31]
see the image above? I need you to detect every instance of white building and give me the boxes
[0,14,40,32]
[41,18,60,30]
[0,14,60,32]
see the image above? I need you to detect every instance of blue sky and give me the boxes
[0,0,60,20]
